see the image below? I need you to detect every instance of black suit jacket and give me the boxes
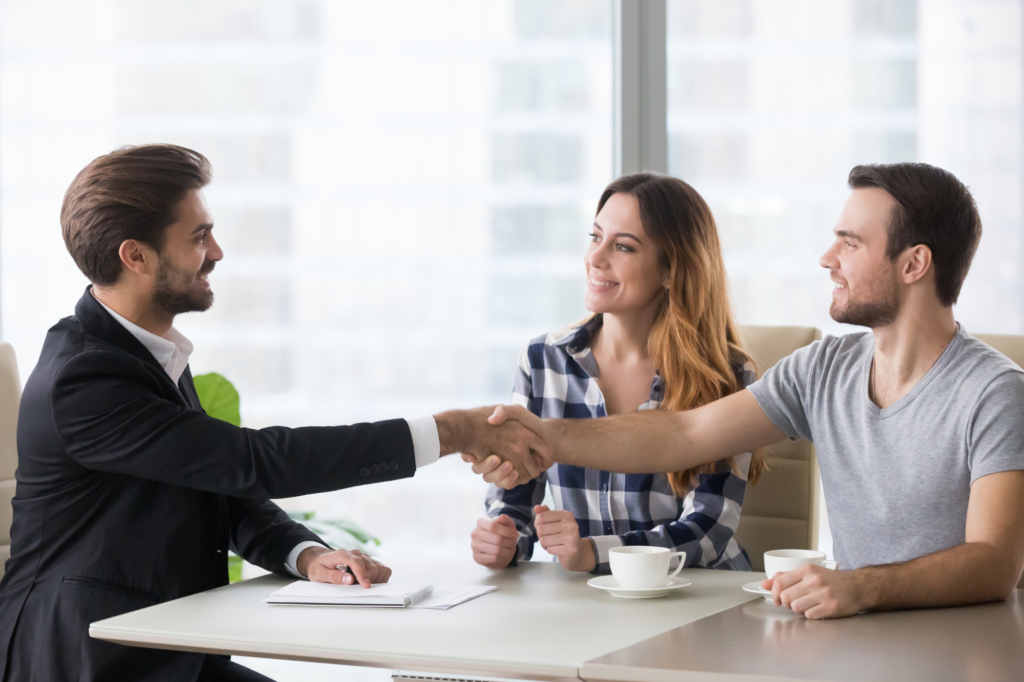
[0,288,416,681]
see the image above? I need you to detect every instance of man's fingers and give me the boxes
[495,514,518,528]
[479,458,513,479]
[483,464,518,486]
[470,454,503,474]
[343,556,371,588]
[787,593,820,616]
[488,405,510,425]
[495,472,519,489]
[534,504,551,514]
[492,404,545,433]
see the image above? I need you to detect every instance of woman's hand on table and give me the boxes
[470,514,519,568]
[298,546,392,588]
[534,504,596,572]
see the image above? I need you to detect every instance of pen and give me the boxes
[335,564,355,576]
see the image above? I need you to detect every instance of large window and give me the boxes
[668,0,1024,337]
[0,0,613,567]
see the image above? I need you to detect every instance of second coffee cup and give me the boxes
[763,549,838,579]
[609,546,687,589]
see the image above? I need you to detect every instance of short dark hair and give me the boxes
[848,162,981,306]
[61,144,211,285]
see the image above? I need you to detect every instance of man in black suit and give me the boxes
[0,145,548,682]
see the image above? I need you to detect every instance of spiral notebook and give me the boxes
[265,582,496,609]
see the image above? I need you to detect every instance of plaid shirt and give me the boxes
[485,315,755,573]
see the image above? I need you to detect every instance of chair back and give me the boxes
[733,325,822,572]
[0,343,19,577]
[972,333,1024,589]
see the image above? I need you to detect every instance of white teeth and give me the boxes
[590,279,616,287]
[833,282,846,289]
[197,274,207,281]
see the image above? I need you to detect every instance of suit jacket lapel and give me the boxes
[74,286,196,408]
[178,366,204,412]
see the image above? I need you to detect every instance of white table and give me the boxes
[89,558,762,681]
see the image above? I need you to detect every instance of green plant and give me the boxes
[193,372,241,426]
[286,511,381,553]
[227,554,243,583]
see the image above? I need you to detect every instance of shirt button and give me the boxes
[602,484,608,493]
[359,467,370,478]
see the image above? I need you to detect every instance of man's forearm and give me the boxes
[855,541,1020,612]
[546,410,706,473]
[544,389,784,474]
[434,409,476,457]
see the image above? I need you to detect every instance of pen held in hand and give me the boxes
[334,563,367,587]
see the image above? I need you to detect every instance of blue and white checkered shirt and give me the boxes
[485,315,755,573]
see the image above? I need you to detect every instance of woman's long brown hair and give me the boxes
[595,174,765,495]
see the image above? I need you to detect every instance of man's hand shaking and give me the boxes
[436,404,550,487]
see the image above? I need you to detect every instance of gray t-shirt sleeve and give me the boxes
[746,341,822,443]
[967,370,1024,483]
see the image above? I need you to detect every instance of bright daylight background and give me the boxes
[1,0,1021,679]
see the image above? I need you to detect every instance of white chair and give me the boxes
[972,333,1024,589]
[733,325,822,572]
[0,343,19,577]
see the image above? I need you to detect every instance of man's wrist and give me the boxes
[296,545,331,577]
[850,566,880,611]
[435,409,483,457]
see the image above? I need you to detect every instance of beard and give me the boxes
[829,269,901,328]
[152,256,215,317]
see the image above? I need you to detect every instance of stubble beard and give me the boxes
[152,256,215,317]
[830,269,901,328]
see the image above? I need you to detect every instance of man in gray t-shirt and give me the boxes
[479,162,1024,619]
[749,325,1024,571]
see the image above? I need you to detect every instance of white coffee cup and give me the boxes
[609,546,686,589]
[763,549,838,579]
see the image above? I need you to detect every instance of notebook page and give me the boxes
[410,585,496,610]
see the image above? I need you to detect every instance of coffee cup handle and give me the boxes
[667,551,687,579]
[822,560,838,571]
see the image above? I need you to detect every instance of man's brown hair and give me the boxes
[848,162,982,306]
[61,144,211,285]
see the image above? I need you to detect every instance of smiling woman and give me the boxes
[470,173,765,575]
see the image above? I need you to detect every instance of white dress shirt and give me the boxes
[93,293,440,577]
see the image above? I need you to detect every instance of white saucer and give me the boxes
[587,576,691,599]
[742,580,775,602]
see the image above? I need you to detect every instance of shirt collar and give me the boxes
[555,313,665,404]
[92,294,193,384]
[556,314,604,357]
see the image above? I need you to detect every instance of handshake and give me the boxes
[435,404,552,489]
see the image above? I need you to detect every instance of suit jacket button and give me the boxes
[388,461,398,472]
[371,464,381,475]
[359,467,370,478]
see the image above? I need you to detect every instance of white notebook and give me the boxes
[266,582,434,607]
[265,582,496,609]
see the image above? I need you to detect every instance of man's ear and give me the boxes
[118,239,158,278]
[901,244,933,285]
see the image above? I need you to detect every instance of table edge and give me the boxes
[580,662,818,682]
[89,625,582,682]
